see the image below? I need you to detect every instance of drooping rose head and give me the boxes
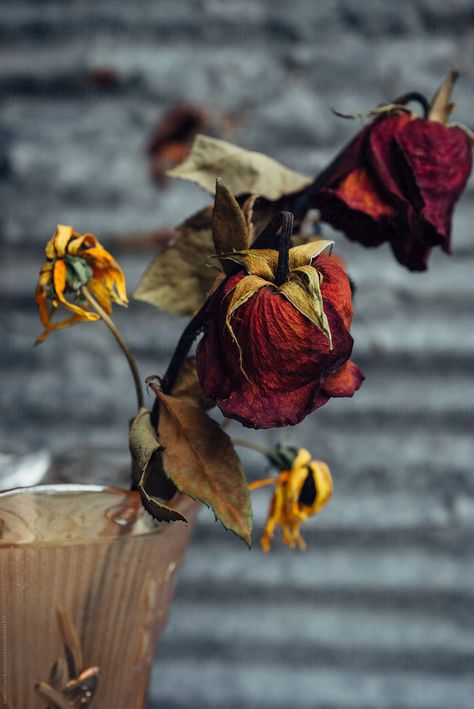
[196,240,364,429]
[312,72,473,271]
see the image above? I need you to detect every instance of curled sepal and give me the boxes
[129,408,187,523]
[214,249,279,280]
[151,384,253,546]
[288,240,334,269]
[279,265,332,348]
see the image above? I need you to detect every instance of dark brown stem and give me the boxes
[391,91,430,117]
[83,287,144,411]
[150,303,207,426]
[275,212,294,286]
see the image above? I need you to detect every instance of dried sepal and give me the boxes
[279,265,332,347]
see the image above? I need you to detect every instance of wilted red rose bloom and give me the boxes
[312,79,473,271]
[196,242,364,429]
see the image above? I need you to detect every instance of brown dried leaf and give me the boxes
[171,356,214,410]
[212,179,250,274]
[133,206,218,316]
[129,408,187,522]
[241,194,259,243]
[168,134,312,200]
[152,386,252,546]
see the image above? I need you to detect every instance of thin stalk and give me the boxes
[232,437,274,459]
[275,212,294,286]
[83,287,144,410]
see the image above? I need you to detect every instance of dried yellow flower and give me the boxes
[249,448,333,552]
[35,225,127,343]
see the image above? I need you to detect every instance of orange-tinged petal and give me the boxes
[35,288,51,329]
[35,313,90,345]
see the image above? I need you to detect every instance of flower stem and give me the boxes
[232,437,275,459]
[275,212,294,286]
[83,287,144,411]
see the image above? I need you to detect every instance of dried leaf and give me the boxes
[172,356,214,410]
[168,134,312,200]
[129,408,187,522]
[133,206,218,315]
[279,265,332,347]
[212,179,250,274]
[241,194,259,243]
[152,386,252,545]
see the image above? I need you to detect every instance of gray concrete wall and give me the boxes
[1,1,474,707]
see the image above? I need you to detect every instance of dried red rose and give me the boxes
[196,241,364,429]
[312,74,473,271]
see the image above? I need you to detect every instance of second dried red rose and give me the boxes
[312,108,472,271]
[196,242,364,429]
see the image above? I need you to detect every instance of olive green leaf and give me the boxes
[167,134,312,200]
[151,385,252,546]
[133,206,219,316]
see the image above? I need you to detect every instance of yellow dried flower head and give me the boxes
[249,448,333,552]
[35,225,127,343]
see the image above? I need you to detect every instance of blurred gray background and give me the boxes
[1,1,474,707]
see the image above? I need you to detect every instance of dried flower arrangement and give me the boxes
[34,71,472,552]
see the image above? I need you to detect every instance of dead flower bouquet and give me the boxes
[35,71,472,551]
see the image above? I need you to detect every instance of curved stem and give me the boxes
[83,287,144,411]
[232,437,275,459]
[391,91,430,118]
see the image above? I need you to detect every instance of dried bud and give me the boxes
[196,241,364,429]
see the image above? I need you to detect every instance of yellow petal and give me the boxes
[288,240,334,269]
[67,232,97,255]
[278,265,332,347]
[307,460,333,514]
[45,225,76,259]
